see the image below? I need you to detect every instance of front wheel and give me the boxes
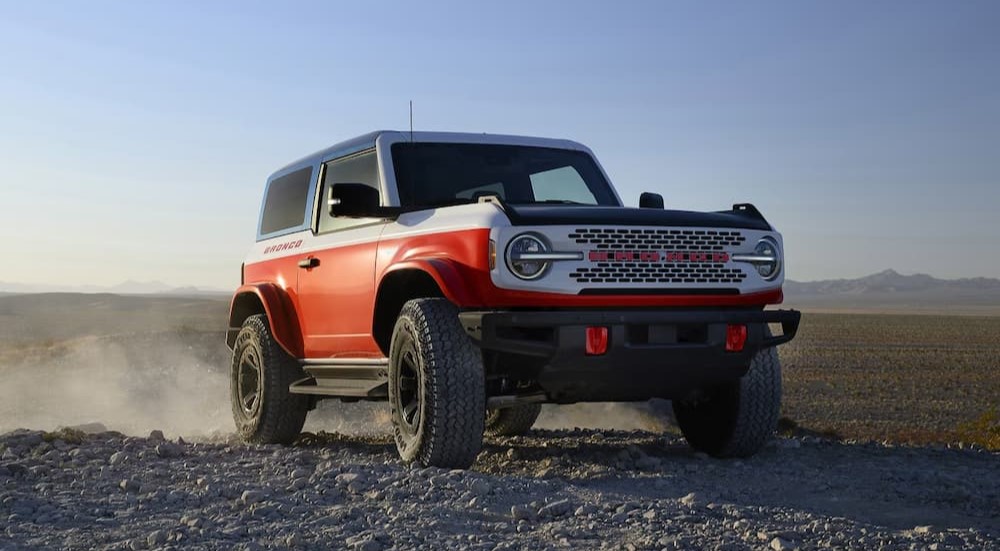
[388,299,485,468]
[230,314,309,445]
[673,345,782,458]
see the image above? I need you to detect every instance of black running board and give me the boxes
[289,359,389,399]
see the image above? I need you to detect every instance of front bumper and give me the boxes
[459,308,800,402]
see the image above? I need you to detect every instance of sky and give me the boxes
[0,1,998,290]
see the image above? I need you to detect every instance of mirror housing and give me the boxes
[328,183,381,217]
[639,192,664,209]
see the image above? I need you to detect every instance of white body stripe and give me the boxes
[245,203,509,264]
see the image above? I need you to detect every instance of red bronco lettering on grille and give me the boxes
[588,250,730,263]
[263,240,304,255]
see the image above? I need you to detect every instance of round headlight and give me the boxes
[505,234,550,280]
[753,237,781,280]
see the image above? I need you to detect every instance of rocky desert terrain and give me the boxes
[1,293,998,550]
[2,426,997,551]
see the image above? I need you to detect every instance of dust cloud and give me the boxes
[0,335,232,438]
[0,333,675,438]
[535,401,675,432]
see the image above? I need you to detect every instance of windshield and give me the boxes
[391,143,619,209]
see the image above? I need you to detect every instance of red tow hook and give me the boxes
[585,326,609,356]
[726,324,748,352]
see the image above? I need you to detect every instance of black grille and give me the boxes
[568,228,745,250]
[569,263,747,285]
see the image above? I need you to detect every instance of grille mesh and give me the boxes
[569,263,747,285]
[568,228,745,250]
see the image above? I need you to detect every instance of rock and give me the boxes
[147,530,167,547]
[287,478,309,492]
[769,537,794,551]
[183,516,205,529]
[285,533,304,547]
[336,473,361,486]
[353,539,381,551]
[119,479,141,493]
[109,452,128,466]
[240,490,266,505]
[511,505,534,521]
[13,431,44,448]
[538,499,572,518]
[148,430,165,442]
[155,442,183,459]
[913,525,935,534]
[680,492,702,507]
[574,504,597,517]
[429,474,449,487]
[469,479,491,496]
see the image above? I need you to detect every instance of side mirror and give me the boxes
[328,183,380,217]
[639,192,664,209]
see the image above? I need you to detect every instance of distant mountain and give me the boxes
[785,269,1000,295]
[0,281,230,297]
[107,280,175,295]
[784,269,1000,314]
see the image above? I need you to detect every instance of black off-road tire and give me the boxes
[388,298,485,468]
[485,404,542,437]
[230,314,309,445]
[673,344,782,458]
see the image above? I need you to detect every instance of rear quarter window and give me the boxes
[259,167,313,237]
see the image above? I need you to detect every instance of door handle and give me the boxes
[298,257,319,269]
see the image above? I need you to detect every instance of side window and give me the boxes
[317,150,381,233]
[530,166,598,204]
[260,166,313,236]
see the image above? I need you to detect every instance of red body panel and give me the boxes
[241,227,783,359]
[230,282,305,358]
[297,238,383,358]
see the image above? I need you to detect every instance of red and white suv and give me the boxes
[227,131,800,468]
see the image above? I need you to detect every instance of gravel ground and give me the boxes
[1,427,996,551]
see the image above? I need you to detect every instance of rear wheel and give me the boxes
[673,344,782,458]
[230,314,309,445]
[388,298,485,468]
[485,404,542,437]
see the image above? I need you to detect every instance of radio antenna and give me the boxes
[409,100,413,142]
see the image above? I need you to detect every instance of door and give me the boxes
[296,149,387,358]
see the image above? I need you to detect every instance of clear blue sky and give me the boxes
[1,1,997,289]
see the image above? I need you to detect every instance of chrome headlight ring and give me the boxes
[505,233,551,280]
[732,236,782,281]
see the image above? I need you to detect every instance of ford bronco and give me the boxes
[227,131,800,468]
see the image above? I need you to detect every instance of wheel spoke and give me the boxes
[403,350,417,370]
[243,391,258,411]
[399,375,416,391]
[403,400,418,424]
